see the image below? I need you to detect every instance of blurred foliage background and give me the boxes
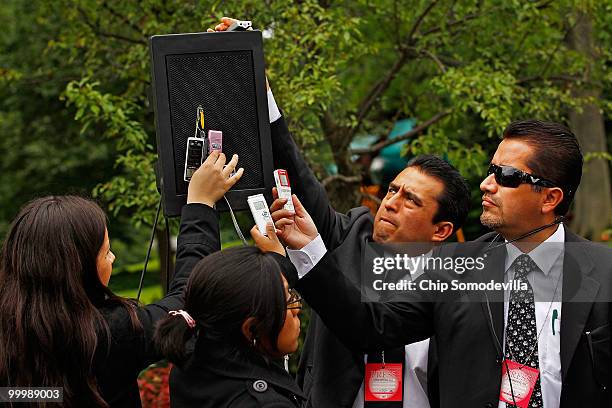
[1,2,611,382]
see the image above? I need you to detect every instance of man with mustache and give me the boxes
[264,119,612,407]
[265,87,470,408]
[206,17,470,406]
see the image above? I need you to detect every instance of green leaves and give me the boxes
[62,77,157,223]
[3,0,610,232]
[433,63,515,137]
[64,78,148,150]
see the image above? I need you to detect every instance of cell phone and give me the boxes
[273,169,294,212]
[184,137,205,182]
[247,194,272,236]
[208,130,222,153]
[227,20,252,31]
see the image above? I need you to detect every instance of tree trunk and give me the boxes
[567,11,612,240]
[320,113,363,213]
[156,225,175,294]
[327,147,362,213]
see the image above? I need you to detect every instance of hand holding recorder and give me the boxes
[250,222,286,256]
[187,151,244,207]
[270,189,318,250]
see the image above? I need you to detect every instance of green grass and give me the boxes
[222,239,249,249]
[115,285,163,304]
[109,265,163,304]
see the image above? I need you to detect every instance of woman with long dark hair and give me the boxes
[154,223,305,407]
[0,151,243,407]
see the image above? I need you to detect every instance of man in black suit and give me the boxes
[205,16,469,405]
[262,120,612,407]
[265,94,470,407]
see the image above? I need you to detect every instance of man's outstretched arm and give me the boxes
[268,96,344,248]
[293,248,435,352]
[252,204,435,352]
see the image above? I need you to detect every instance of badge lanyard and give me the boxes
[483,247,563,406]
[505,268,562,369]
[364,349,404,404]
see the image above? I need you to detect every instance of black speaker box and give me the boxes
[150,31,274,217]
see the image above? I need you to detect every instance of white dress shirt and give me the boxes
[499,224,565,408]
[268,89,282,123]
[288,238,431,408]
[286,234,327,278]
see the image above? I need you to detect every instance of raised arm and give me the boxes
[98,152,244,400]
[137,152,244,363]
[251,209,434,352]
[270,112,345,248]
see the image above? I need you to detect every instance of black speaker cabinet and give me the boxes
[150,31,274,217]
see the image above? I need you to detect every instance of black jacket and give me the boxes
[270,117,439,407]
[291,229,612,407]
[169,338,306,407]
[94,203,220,407]
[270,117,369,406]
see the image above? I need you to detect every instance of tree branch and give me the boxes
[17,75,81,86]
[77,7,146,45]
[101,1,143,36]
[99,31,146,45]
[393,0,401,48]
[350,109,451,155]
[321,174,361,188]
[407,0,440,43]
[419,49,447,73]
[352,50,414,133]
[516,74,583,84]
[406,48,462,68]
[420,5,498,37]
[349,2,491,143]
[351,1,442,139]
[536,0,556,10]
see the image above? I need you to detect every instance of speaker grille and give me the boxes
[166,50,263,195]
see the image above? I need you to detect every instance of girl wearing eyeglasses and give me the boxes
[155,221,304,407]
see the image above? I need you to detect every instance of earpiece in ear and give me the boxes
[249,325,258,347]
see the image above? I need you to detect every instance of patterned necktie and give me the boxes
[504,254,543,408]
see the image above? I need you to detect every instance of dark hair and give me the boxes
[406,154,470,234]
[0,196,137,407]
[502,120,583,215]
[155,246,287,365]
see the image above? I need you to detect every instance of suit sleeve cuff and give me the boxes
[286,234,327,279]
[177,203,220,249]
[268,89,282,123]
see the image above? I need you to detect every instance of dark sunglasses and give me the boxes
[286,288,303,310]
[487,164,557,188]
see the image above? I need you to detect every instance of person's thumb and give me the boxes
[265,222,278,240]
[250,225,263,241]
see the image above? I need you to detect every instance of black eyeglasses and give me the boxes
[286,288,302,310]
[487,164,557,188]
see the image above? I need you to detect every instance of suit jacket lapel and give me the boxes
[560,235,598,380]
[478,242,507,359]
